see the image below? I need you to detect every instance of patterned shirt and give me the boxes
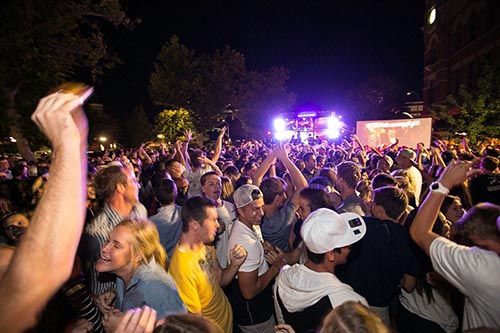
[79,203,146,295]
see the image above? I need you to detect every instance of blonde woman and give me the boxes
[96,219,186,326]
[321,301,389,333]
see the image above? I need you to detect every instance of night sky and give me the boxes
[102,1,425,116]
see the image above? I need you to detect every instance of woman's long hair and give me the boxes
[117,219,167,271]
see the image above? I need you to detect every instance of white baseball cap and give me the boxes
[301,208,366,254]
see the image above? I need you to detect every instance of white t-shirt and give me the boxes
[430,237,500,330]
[399,287,458,333]
[228,220,269,277]
[406,165,423,206]
[184,164,212,198]
[215,200,236,269]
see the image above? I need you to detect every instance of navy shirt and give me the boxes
[336,216,419,307]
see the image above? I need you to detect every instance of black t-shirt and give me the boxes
[230,278,274,326]
[277,289,331,333]
[336,216,419,307]
[469,174,500,205]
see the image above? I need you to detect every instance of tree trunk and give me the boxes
[5,88,36,162]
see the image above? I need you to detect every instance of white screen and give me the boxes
[356,118,432,148]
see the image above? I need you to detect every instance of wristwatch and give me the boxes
[430,181,450,195]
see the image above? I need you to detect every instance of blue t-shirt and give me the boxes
[149,205,183,260]
[261,201,297,252]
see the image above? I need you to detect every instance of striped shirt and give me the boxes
[80,203,146,296]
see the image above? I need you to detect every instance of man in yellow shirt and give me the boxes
[169,196,247,332]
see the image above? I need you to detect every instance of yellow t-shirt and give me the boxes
[169,244,232,332]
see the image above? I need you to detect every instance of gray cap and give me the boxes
[233,184,263,208]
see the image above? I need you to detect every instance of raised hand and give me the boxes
[218,126,227,137]
[94,290,116,313]
[438,159,478,189]
[31,88,90,148]
[115,306,157,333]
[274,143,288,161]
[265,245,285,269]
[229,244,248,267]
[184,129,193,142]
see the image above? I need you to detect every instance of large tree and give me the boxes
[122,105,153,148]
[429,63,500,144]
[154,108,194,144]
[345,75,405,122]
[149,36,296,138]
[0,0,134,160]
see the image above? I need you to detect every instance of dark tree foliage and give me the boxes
[149,36,296,138]
[429,62,500,144]
[0,0,134,159]
[345,75,405,122]
[123,105,153,148]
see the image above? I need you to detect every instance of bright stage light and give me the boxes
[327,129,340,139]
[274,131,286,141]
[297,111,317,118]
[274,118,286,132]
[327,116,342,139]
[328,116,341,130]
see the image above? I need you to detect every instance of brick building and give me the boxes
[423,0,500,109]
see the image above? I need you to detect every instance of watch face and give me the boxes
[428,8,436,25]
[431,183,439,190]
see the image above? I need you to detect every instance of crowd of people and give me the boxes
[0,89,499,333]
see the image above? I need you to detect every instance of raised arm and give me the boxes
[202,156,222,176]
[211,126,226,163]
[137,144,153,165]
[431,146,447,169]
[416,143,434,185]
[275,143,308,207]
[410,160,474,255]
[182,129,193,170]
[0,91,88,332]
[387,137,399,151]
[461,137,478,158]
[368,145,383,157]
[159,143,166,157]
[175,141,187,167]
[252,149,277,187]
[351,134,366,154]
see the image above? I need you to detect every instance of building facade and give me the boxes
[423,0,500,108]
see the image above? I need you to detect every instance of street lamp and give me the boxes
[406,91,420,101]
